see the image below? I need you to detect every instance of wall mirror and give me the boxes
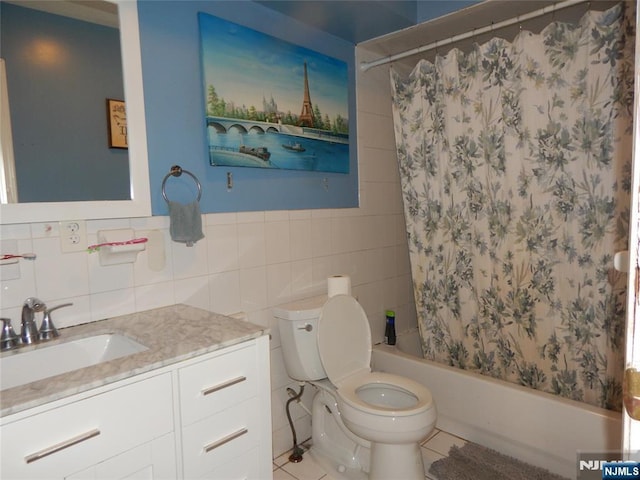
[0,0,150,224]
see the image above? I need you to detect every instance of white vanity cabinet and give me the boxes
[0,334,272,480]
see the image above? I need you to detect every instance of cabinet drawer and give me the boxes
[195,447,260,480]
[1,373,173,479]
[181,397,259,479]
[178,343,257,425]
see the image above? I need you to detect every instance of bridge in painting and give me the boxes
[205,116,349,145]
[206,116,283,134]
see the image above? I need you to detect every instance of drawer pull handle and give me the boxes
[201,375,246,396]
[25,428,101,464]
[203,428,248,453]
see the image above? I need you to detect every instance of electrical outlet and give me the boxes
[59,221,87,253]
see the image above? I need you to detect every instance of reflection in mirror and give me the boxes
[1,0,130,203]
[0,57,17,203]
[0,0,151,224]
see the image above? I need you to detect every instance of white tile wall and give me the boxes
[0,44,416,458]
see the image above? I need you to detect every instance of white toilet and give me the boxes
[273,294,437,480]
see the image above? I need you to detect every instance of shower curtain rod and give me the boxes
[360,0,585,72]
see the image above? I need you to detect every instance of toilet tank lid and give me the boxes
[273,295,327,321]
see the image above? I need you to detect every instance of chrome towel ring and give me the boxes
[161,165,202,203]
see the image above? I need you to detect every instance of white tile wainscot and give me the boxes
[0,305,273,480]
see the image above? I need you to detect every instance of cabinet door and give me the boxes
[1,374,173,479]
[66,433,176,480]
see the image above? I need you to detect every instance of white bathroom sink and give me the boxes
[0,333,148,391]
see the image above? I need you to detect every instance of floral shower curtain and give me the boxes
[390,3,635,410]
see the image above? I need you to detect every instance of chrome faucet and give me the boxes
[1,318,20,351]
[39,303,72,341]
[21,297,46,345]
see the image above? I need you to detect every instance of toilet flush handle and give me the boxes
[298,324,313,332]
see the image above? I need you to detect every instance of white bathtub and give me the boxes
[371,329,622,479]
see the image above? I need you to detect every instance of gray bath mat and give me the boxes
[429,443,569,480]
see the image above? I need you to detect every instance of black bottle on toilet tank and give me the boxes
[384,310,396,345]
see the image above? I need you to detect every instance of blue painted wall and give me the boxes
[1,3,129,203]
[137,1,358,215]
[417,1,478,23]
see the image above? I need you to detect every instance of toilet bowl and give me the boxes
[337,371,436,444]
[274,294,437,479]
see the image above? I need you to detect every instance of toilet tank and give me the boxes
[273,296,327,381]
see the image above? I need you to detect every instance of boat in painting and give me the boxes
[239,145,271,161]
[282,141,305,152]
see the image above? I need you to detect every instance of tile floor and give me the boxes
[272,428,467,480]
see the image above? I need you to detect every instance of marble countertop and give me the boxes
[0,304,268,418]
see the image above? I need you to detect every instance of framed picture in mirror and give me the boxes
[107,98,128,149]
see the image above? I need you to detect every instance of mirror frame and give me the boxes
[0,0,151,224]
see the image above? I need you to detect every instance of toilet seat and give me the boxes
[337,371,433,417]
[318,295,433,416]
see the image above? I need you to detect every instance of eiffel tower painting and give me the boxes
[298,62,315,127]
[199,12,350,173]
